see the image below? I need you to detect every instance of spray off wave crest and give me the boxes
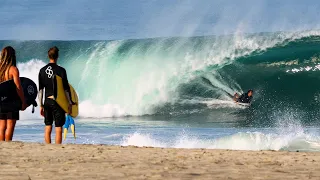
[9,30,320,118]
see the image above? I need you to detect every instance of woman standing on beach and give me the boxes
[0,46,27,141]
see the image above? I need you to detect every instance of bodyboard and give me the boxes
[0,77,38,112]
[54,75,79,118]
[237,102,251,107]
[20,77,38,107]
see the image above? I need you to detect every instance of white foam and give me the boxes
[120,110,320,151]
[121,132,166,148]
[286,64,320,73]
[120,129,320,152]
[79,100,128,118]
[179,98,247,109]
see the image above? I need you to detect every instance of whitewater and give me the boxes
[2,30,319,151]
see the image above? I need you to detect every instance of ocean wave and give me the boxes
[7,30,320,118]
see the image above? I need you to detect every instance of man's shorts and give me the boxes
[44,98,66,127]
[0,111,19,120]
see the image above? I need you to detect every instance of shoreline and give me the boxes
[1,141,320,180]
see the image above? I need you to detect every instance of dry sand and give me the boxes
[0,141,319,180]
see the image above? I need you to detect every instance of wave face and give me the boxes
[3,30,320,122]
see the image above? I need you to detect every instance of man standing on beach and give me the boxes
[38,46,73,144]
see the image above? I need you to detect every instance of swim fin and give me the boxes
[69,115,76,139]
[63,115,76,140]
[63,115,70,140]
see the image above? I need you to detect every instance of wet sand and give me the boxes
[0,141,319,180]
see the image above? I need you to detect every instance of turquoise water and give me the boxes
[5,31,320,152]
[2,1,320,151]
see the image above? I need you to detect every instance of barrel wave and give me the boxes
[4,30,320,124]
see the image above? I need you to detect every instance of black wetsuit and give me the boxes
[38,63,70,127]
[237,93,252,104]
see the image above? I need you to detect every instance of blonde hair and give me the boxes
[0,46,16,82]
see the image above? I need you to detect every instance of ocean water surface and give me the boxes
[1,1,320,152]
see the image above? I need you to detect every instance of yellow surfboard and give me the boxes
[54,75,79,118]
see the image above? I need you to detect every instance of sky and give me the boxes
[0,0,320,40]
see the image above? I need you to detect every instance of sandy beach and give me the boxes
[0,142,319,180]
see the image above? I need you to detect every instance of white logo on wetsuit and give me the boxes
[45,66,53,78]
[1,96,7,101]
